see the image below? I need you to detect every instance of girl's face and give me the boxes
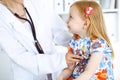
[67,6,87,38]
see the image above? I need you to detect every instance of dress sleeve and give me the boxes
[90,38,112,54]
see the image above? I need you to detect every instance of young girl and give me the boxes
[57,1,114,80]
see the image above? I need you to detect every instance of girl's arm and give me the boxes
[75,52,103,80]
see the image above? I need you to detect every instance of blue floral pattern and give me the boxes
[69,36,114,80]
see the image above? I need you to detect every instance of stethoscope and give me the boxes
[6,5,44,54]
[15,7,44,54]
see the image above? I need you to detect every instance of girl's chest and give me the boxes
[71,38,91,59]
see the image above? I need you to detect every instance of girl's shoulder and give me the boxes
[91,37,106,49]
[91,37,106,46]
[90,37,112,53]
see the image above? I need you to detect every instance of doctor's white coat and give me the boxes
[0,0,72,80]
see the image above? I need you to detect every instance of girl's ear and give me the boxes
[84,18,90,30]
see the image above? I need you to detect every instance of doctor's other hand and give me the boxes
[66,52,83,67]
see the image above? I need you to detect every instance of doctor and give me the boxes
[0,0,81,80]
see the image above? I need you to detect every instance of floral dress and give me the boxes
[68,35,114,80]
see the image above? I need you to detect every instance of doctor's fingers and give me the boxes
[66,53,82,63]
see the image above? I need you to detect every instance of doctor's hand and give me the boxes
[65,52,83,67]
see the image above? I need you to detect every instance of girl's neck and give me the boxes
[77,33,90,39]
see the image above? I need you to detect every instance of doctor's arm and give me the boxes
[31,0,72,47]
[0,24,81,76]
[0,23,70,76]
[50,11,72,46]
